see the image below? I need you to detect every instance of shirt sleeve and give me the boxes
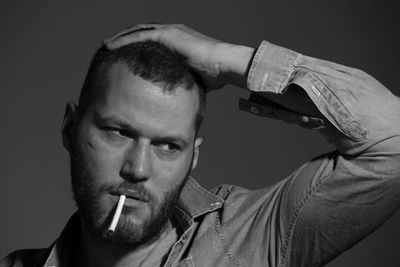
[240,41,400,266]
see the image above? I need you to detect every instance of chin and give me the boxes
[99,211,167,249]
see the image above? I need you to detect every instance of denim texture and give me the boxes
[2,41,400,267]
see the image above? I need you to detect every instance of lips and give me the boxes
[112,187,150,203]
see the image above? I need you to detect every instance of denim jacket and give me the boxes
[2,41,400,267]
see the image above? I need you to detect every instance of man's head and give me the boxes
[61,41,205,248]
[79,41,206,133]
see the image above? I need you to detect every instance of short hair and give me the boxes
[78,41,206,133]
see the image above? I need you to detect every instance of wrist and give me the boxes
[214,43,255,89]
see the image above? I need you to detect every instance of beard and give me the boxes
[69,146,191,249]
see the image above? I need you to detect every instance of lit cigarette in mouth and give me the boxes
[108,195,126,234]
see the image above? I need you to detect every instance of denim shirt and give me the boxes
[2,41,400,267]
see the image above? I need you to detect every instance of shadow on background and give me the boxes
[0,1,399,266]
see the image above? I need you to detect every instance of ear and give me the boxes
[61,102,79,152]
[191,136,204,170]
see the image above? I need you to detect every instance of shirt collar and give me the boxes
[42,177,223,267]
[177,177,223,218]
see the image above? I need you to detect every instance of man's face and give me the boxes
[63,62,202,247]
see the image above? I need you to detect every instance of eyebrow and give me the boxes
[94,111,190,147]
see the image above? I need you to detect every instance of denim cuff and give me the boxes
[247,41,300,94]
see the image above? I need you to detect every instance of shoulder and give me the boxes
[210,183,282,203]
[209,182,289,219]
[210,184,250,199]
[0,248,48,267]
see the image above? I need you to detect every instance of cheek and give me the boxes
[76,128,124,185]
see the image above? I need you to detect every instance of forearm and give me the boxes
[215,43,323,118]
[239,41,400,156]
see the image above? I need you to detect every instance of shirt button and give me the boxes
[301,116,309,123]
[250,106,260,114]
[312,85,321,96]
[210,202,221,207]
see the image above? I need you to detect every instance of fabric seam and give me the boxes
[293,71,368,141]
[215,212,245,267]
[279,160,332,266]
[276,53,301,94]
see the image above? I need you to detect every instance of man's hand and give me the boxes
[103,24,255,91]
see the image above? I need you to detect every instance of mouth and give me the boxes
[111,188,150,203]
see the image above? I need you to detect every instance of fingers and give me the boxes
[103,23,165,49]
[103,23,158,42]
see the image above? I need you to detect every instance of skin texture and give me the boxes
[62,62,203,266]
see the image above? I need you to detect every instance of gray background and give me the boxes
[0,1,399,266]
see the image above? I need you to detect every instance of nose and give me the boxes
[120,140,151,182]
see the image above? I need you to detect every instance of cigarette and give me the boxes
[108,195,126,234]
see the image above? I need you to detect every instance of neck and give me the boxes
[74,218,173,267]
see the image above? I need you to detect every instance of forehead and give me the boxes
[92,63,199,137]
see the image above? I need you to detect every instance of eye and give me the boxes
[103,127,130,139]
[157,142,180,155]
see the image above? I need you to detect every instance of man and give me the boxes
[1,23,399,266]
